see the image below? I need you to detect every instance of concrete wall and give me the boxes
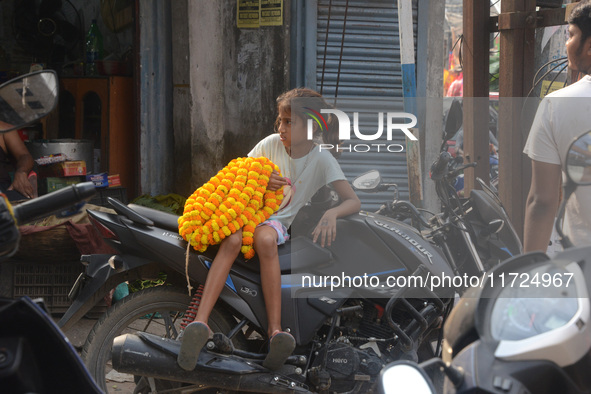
[171,1,290,197]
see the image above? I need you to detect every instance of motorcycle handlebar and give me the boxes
[13,182,96,224]
[430,151,453,180]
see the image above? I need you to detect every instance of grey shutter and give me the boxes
[315,0,419,211]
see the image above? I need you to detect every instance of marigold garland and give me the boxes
[178,157,284,259]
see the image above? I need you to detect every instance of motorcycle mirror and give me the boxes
[352,170,381,191]
[377,361,436,394]
[566,130,591,186]
[443,99,463,142]
[0,70,58,133]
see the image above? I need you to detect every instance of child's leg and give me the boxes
[254,225,296,370]
[194,229,243,324]
[178,230,242,371]
[253,225,282,337]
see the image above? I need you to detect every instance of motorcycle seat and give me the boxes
[232,236,333,274]
[128,204,180,231]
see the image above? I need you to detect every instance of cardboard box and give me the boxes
[86,173,109,188]
[41,176,86,195]
[40,160,87,177]
[108,174,121,187]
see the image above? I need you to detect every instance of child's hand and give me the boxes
[312,211,338,247]
[268,170,288,191]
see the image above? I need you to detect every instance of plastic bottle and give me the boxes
[85,19,104,76]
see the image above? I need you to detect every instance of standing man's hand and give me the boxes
[8,170,33,199]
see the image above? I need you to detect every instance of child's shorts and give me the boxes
[257,219,290,245]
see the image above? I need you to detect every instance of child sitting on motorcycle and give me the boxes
[178,88,360,371]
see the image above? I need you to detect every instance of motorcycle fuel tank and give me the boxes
[289,213,453,301]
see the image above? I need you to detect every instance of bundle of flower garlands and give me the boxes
[178,157,285,260]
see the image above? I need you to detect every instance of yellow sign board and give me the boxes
[237,0,260,28]
[237,0,283,28]
[540,80,565,97]
[260,0,283,26]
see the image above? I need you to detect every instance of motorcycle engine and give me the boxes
[309,342,383,392]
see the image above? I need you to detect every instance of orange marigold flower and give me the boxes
[243,248,255,260]
[243,236,254,246]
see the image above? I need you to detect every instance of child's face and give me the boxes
[277,108,308,150]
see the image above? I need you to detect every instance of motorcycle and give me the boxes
[376,129,591,393]
[353,99,521,280]
[0,71,101,393]
[56,101,521,394]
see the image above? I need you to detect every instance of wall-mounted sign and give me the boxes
[237,0,260,28]
[260,0,283,26]
[237,0,283,28]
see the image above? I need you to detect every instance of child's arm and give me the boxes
[312,180,360,247]
[267,170,288,191]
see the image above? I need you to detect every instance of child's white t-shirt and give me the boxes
[248,133,346,228]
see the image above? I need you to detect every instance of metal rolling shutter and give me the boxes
[315,0,418,211]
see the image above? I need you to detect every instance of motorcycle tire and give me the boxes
[81,286,244,394]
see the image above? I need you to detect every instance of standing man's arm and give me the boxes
[523,159,562,252]
[4,130,34,198]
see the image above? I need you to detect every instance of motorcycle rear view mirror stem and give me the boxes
[557,130,591,249]
[0,70,58,133]
[352,170,399,196]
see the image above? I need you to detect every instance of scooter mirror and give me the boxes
[352,170,381,191]
[0,70,58,133]
[566,130,591,186]
[444,99,463,142]
[377,361,436,394]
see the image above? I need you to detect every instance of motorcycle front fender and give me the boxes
[58,254,157,331]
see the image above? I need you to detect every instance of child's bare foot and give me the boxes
[263,330,295,370]
[177,321,212,371]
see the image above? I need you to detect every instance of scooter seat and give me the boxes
[128,204,180,231]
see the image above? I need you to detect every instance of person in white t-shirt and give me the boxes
[178,88,360,371]
[523,0,591,252]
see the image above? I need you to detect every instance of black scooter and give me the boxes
[0,71,101,393]
[377,130,591,394]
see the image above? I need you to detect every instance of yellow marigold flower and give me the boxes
[179,156,283,259]
[249,199,260,211]
[204,182,216,192]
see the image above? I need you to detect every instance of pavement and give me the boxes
[55,316,138,393]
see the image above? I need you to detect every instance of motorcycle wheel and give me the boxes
[82,286,243,394]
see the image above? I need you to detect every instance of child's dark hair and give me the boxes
[275,88,341,157]
[569,1,591,42]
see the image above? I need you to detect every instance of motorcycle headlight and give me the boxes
[483,260,590,367]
